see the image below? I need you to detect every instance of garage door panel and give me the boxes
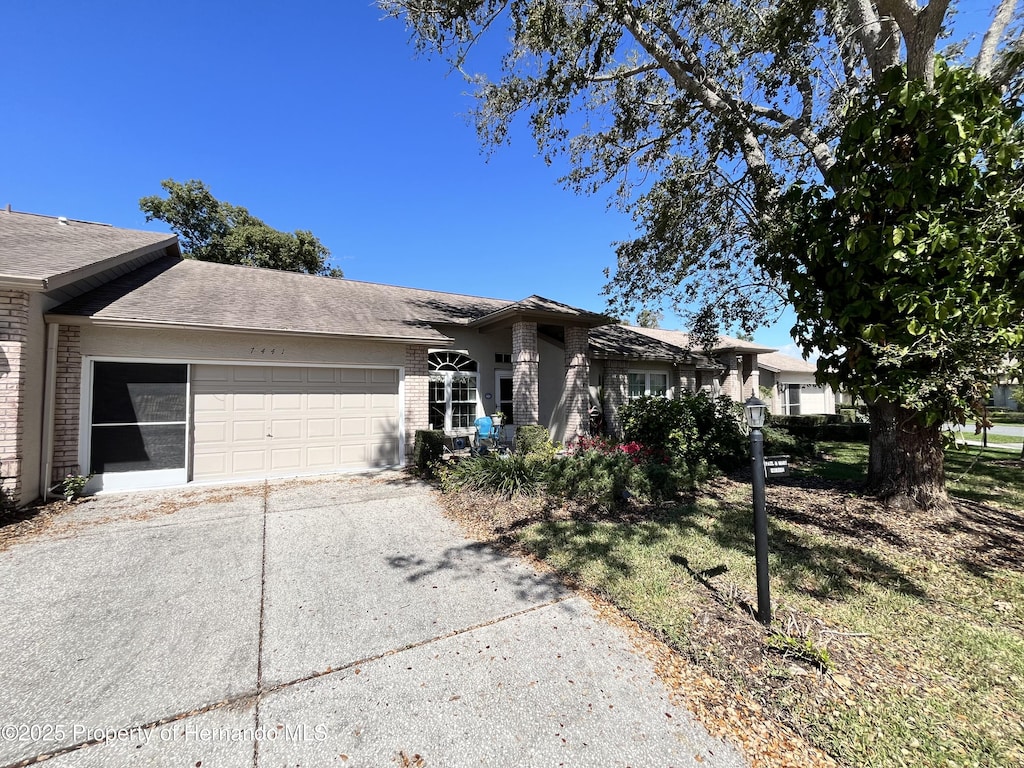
[271,393,303,410]
[194,422,227,442]
[270,448,303,471]
[192,366,400,482]
[232,367,270,382]
[193,393,227,412]
[306,446,338,467]
[307,368,337,383]
[340,369,368,383]
[271,367,303,383]
[340,393,367,410]
[234,393,268,411]
[371,393,398,410]
[371,416,398,436]
[231,450,268,473]
[232,420,267,442]
[307,418,337,438]
[340,418,367,436]
[307,393,336,410]
[193,365,231,383]
[270,419,302,439]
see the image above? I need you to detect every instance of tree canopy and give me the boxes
[382,0,1021,339]
[382,0,1024,508]
[140,179,341,277]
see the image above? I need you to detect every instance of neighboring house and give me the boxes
[757,351,836,416]
[1,209,776,504]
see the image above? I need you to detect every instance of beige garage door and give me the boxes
[191,365,400,482]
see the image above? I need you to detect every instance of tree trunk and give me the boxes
[866,400,950,511]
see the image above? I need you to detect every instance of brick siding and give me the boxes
[602,359,629,439]
[404,344,430,459]
[0,290,29,504]
[512,321,539,425]
[51,325,82,483]
[563,326,589,440]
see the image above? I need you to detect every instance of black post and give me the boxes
[750,426,771,625]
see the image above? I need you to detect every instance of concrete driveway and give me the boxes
[0,474,747,768]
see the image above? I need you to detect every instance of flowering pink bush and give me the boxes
[567,436,665,465]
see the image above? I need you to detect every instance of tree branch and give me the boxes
[976,0,1020,77]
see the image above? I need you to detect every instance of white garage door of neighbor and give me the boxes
[191,365,400,482]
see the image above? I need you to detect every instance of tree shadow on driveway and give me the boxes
[385,540,567,605]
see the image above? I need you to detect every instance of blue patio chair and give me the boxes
[473,416,501,455]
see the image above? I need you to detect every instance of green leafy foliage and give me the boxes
[766,62,1024,429]
[61,473,92,502]
[440,455,544,498]
[514,425,554,457]
[413,429,446,477]
[544,448,696,509]
[140,179,341,276]
[619,393,746,471]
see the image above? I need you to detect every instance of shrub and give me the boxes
[690,394,747,470]
[515,425,553,457]
[413,430,446,477]
[619,393,746,471]
[762,426,815,457]
[440,455,544,498]
[546,447,698,509]
[545,451,641,509]
[618,396,692,457]
[819,422,870,442]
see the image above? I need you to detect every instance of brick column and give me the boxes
[719,354,742,401]
[563,326,590,439]
[741,353,759,401]
[0,290,29,505]
[602,359,629,439]
[51,325,82,483]
[404,345,430,460]
[674,365,697,397]
[512,321,539,425]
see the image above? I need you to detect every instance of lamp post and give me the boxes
[744,392,771,626]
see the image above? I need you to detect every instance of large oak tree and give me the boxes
[381,0,1023,509]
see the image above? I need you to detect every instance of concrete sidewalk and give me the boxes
[0,474,747,768]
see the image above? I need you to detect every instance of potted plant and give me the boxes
[491,410,505,426]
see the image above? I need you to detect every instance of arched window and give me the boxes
[428,351,478,431]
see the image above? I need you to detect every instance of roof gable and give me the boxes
[0,210,178,289]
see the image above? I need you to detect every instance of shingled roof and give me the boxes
[588,324,721,367]
[630,326,776,354]
[47,255,515,343]
[0,209,177,289]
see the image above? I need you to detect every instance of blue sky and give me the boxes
[0,1,1001,356]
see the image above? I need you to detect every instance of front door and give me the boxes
[496,371,514,424]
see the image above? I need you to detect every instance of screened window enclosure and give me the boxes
[428,351,478,431]
[90,362,188,474]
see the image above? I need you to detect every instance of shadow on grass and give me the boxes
[520,493,925,603]
[695,500,926,600]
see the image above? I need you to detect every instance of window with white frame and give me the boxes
[628,371,670,398]
[428,351,479,431]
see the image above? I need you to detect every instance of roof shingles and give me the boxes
[0,210,176,283]
[49,256,514,342]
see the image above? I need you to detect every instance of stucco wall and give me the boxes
[79,325,410,366]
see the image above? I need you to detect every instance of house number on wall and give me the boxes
[250,347,285,356]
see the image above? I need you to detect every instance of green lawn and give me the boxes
[505,444,1024,768]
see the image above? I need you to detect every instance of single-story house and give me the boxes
[1,210,775,504]
[756,351,836,416]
